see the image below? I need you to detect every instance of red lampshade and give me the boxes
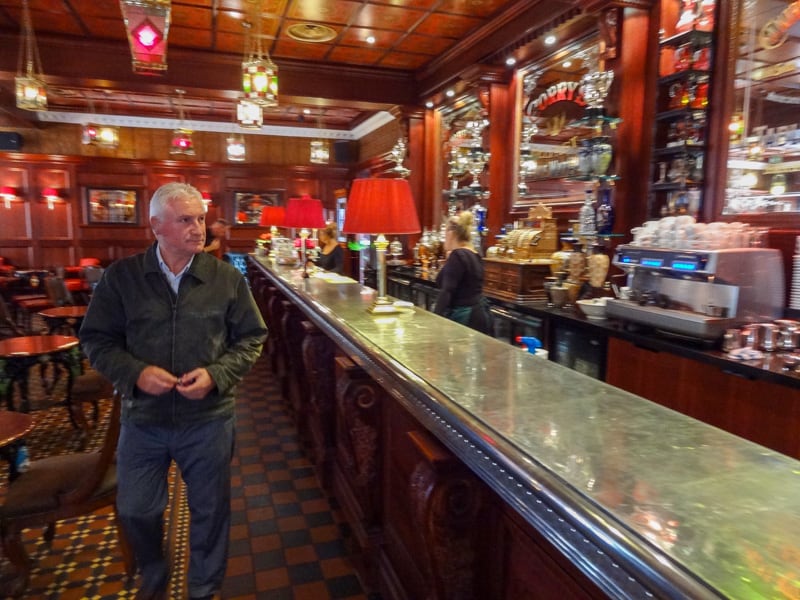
[283,194,326,229]
[1,186,17,196]
[42,187,59,198]
[259,205,286,227]
[342,178,420,235]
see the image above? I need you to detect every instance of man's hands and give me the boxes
[136,365,214,400]
[175,367,214,399]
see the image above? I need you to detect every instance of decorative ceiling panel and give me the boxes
[286,0,363,25]
[0,0,575,134]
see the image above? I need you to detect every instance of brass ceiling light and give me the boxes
[241,3,278,108]
[15,0,47,111]
[309,116,329,165]
[81,96,120,149]
[170,89,194,156]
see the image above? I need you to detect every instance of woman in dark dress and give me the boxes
[312,222,344,274]
[434,211,493,335]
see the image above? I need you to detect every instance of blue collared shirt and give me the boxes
[156,245,195,295]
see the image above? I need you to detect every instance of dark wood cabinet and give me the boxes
[606,337,800,459]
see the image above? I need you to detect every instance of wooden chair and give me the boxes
[66,367,114,432]
[44,275,75,307]
[0,293,25,339]
[0,391,136,597]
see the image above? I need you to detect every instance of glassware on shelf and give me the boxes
[578,140,593,176]
[578,189,597,236]
[591,137,613,175]
[657,162,668,183]
[580,70,614,119]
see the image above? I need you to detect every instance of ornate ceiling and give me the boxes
[0,0,582,137]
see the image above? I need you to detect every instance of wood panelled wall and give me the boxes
[0,129,356,268]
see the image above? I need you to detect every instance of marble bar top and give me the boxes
[252,257,800,600]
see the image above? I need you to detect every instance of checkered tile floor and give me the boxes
[1,354,371,600]
[224,356,368,600]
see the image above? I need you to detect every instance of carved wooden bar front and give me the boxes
[279,301,310,441]
[300,320,337,488]
[333,355,384,591]
[266,291,288,387]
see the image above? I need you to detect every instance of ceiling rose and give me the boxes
[286,23,337,43]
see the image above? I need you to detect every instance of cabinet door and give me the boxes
[551,325,607,380]
[607,337,800,458]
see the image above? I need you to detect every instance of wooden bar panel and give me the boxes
[332,355,384,591]
[300,320,337,488]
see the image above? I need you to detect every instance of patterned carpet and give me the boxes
[0,353,368,599]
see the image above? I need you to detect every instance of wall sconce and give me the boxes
[81,123,120,148]
[1,186,18,209]
[201,191,212,212]
[41,187,60,210]
[120,0,171,74]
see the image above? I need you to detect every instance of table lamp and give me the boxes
[259,205,286,259]
[342,178,421,313]
[283,194,326,277]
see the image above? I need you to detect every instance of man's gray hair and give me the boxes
[149,182,202,220]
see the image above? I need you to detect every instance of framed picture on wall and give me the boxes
[86,188,139,224]
[234,190,284,225]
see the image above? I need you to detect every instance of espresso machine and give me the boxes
[606,246,785,340]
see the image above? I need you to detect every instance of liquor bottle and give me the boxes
[596,187,615,235]
[579,189,596,235]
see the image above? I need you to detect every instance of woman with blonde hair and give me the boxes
[434,211,493,334]
[311,221,344,274]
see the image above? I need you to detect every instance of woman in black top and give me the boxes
[434,211,493,335]
[312,222,344,274]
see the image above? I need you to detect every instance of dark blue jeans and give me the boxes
[117,416,235,597]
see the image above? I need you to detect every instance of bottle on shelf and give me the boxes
[579,189,597,235]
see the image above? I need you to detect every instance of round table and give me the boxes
[0,335,81,413]
[38,305,88,335]
[0,410,34,448]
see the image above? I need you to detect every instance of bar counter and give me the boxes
[251,256,800,599]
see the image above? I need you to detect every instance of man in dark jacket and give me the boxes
[80,182,267,600]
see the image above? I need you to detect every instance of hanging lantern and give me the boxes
[226,134,246,162]
[170,129,194,155]
[309,139,329,164]
[241,9,278,107]
[15,0,47,111]
[82,123,120,148]
[169,89,194,155]
[120,0,172,75]
[237,99,263,129]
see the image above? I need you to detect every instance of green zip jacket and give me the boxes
[79,244,267,425]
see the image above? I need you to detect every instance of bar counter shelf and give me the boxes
[248,255,800,600]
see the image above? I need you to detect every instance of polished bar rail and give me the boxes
[251,256,799,599]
